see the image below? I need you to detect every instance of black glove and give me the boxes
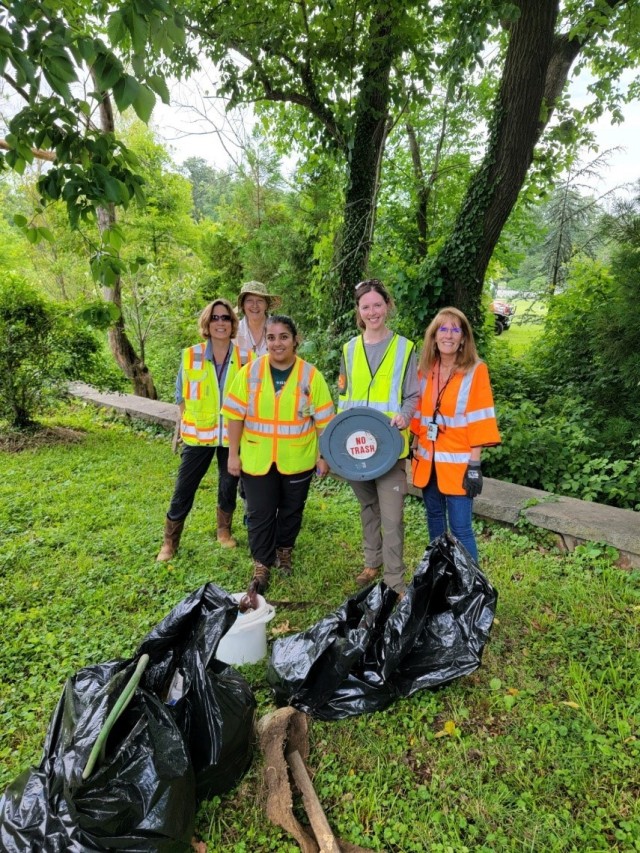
[463,461,483,498]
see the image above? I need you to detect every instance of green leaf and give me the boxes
[132,84,156,123]
[113,75,141,112]
[146,74,170,104]
[75,300,121,328]
[13,214,28,227]
[107,11,128,47]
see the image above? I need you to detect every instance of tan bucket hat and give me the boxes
[238,280,282,311]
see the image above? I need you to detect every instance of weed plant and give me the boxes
[1,404,639,851]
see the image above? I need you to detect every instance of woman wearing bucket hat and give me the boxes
[234,281,282,357]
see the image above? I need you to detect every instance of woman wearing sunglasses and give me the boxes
[156,298,254,561]
[337,279,419,597]
[410,307,501,562]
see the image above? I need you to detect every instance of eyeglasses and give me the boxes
[210,313,232,322]
[438,325,462,334]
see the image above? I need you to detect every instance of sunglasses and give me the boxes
[354,279,384,291]
[210,313,232,322]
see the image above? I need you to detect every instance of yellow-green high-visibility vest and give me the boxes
[223,355,335,474]
[180,342,252,446]
[338,334,414,457]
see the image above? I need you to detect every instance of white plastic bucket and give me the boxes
[215,593,276,665]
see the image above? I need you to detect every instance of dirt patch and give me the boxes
[0,426,86,452]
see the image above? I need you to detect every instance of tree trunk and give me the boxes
[406,78,455,260]
[94,83,157,398]
[428,0,595,327]
[334,5,401,328]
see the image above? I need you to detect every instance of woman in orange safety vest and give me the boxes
[223,315,334,597]
[411,307,500,562]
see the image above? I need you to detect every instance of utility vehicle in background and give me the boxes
[490,298,516,335]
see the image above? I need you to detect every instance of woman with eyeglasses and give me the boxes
[337,279,419,597]
[410,307,501,562]
[234,280,281,356]
[156,299,254,561]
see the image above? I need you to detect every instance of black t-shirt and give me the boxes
[270,363,295,394]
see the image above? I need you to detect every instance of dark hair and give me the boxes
[266,314,300,350]
[354,279,395,330]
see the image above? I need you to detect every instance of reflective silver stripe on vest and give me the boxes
[246,359,263,419]
[415,445,432,461]
[455,363,479,415]
[388,336,410,412]
[434,451,470,463]
[345,399,389,412]
[341,338,358,408]
[246,421,275,435]
[188,380,200,399]
[192,344,205,369]
[467,406,496,423]
[439,413,468,428]
[223,397,245,418]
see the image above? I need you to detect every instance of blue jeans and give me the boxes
[422,471,478,562]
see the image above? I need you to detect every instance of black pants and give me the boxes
[242,464,314,566]
[167,445,239,521]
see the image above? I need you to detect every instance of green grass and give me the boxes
[1,404,639,852]
[494,297,546,357]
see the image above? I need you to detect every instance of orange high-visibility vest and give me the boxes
[411,361,500,495]
[180,342,252,446]
[222,355,335,474]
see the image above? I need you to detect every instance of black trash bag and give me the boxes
[137,582,257,801]
[267,534,497,720]
[0,658,196,852]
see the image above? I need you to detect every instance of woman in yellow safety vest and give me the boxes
[410,307,501,562]
[156,298,253,562]
[337,279,419,596]
[223,315,335,596]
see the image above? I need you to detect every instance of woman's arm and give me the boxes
[226,419,244,477]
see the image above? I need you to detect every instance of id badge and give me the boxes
[427,421,439,441]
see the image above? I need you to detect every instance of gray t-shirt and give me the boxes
[340,332,419,420]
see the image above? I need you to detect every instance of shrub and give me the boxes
[0,274,57,427]
[0,275,120,426]
[484,397,640,510]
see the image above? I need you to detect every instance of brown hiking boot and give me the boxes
[355,566,381,586]
[276,546,293,577]
[216,507,237,549]
[252,560,271,594]
[156,517,185,562]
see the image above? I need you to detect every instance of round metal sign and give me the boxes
[320,407,404,481]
